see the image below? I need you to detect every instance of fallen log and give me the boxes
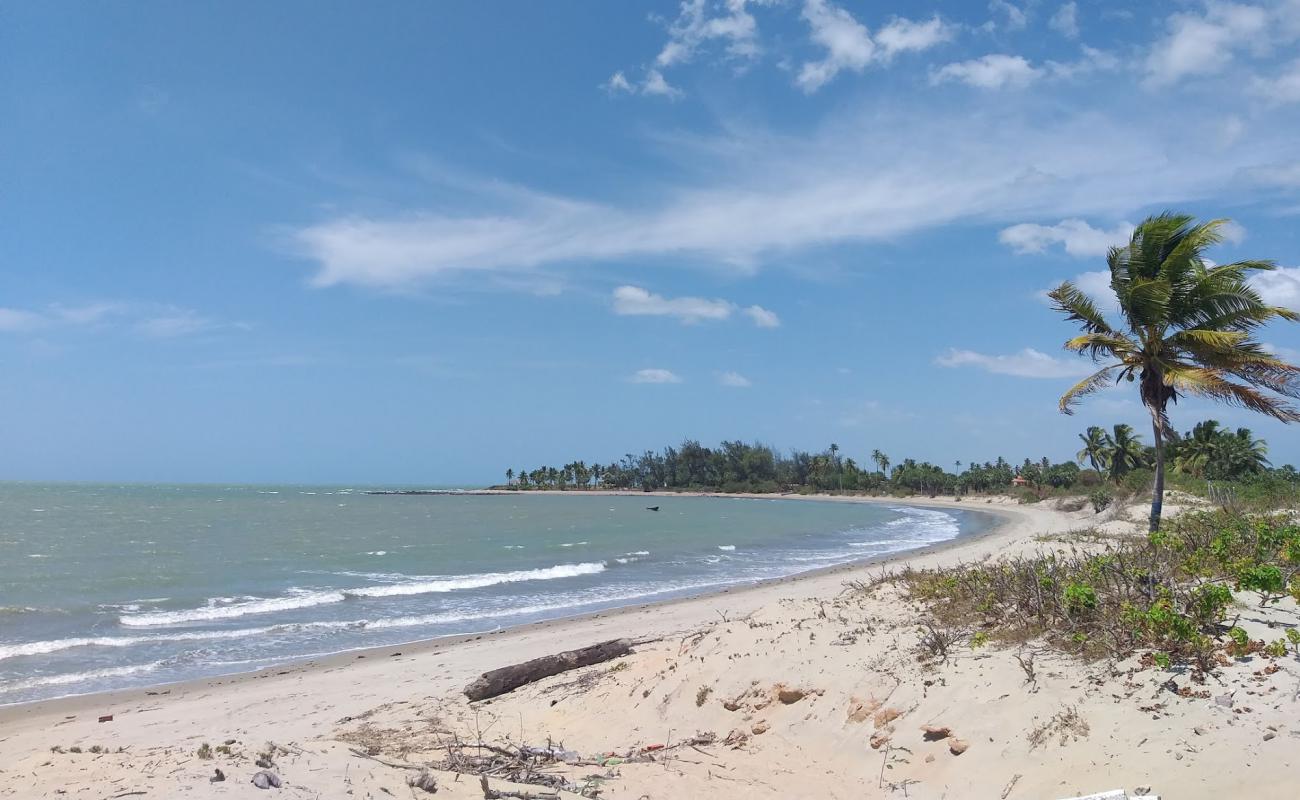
[464,639,633,701]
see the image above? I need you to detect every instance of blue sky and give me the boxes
[3,0,1300,484]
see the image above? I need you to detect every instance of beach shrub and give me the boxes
[1088,487,1113,513]
[895,510,1300,669]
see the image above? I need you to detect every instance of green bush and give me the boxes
[1088,487,1113,513]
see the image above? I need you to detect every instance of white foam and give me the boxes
[717,545,736,551]
[344,563,605,599]
[118,562,607,627]
[0,662,165,693]
[0,627,281,660]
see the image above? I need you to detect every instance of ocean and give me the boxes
[0,484,993,705]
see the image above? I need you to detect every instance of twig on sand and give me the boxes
[347,747,427,771]
[479,775,559,800]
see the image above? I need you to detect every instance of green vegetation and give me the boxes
[896,509,1300,670]
[1047,212,1300,532]
[502,419,1298,510]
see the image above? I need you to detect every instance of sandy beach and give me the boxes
[2,493,1296,799]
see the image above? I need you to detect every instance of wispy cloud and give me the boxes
[0,301,241,340]
[290,86,1297,291]
[1049,2,1079,38]
[931,54,1041,89]
[629,368,683,384]
[798,2,954,92]
[718,370,752,387]
[743,305,780,328]
[135,309,222,339]
[1253,266,1300,310]
[999,218,1134,257]
[935,347,1092,378]
[610,286,779,327]
[611,285,733,323]
[1143,1,1299,88]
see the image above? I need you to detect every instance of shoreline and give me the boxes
[12,491,1286,799]
[0,493,1036,719]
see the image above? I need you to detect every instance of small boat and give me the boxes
[645,505,660,512]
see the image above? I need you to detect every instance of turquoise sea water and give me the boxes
[0,484,993,705]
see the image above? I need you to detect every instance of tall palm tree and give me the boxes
[1049,213,1300,531]
[871,449,884,475]
[1076,426,1111,472]
[830,443,842,493]
[505,468,514,487]
[1106,424,1145,482]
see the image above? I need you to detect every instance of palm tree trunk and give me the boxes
[1149,411,1165,533]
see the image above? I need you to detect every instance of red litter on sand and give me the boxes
[98,715,113,723]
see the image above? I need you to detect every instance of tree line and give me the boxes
[501,420,1296,496]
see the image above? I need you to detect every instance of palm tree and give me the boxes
[1106,424,1145,482]
[1076,426,1112,473]
[830,443,842,493]
[870,449,884,475]
[505,468,514,487]
[1049,213,1300,530]
[1173,420,1222,477]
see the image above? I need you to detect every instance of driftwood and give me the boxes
[480,775,560,800]
[464,639,633,701]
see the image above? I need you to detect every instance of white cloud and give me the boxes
[743,305,780,328]
[1251,58,1300,103]
[655,0,762,69]
[1046,46,1120,80]
[1241,160,1300,188]
[934,347,1092,378]
[796,2,953,92]
[999,219,1134,257]
[1253,266,1300,310]
[642,69,683,98]
[0,302,128,334]
[1049,2,1079,38]
[718,370,752,387]
[611,285,733,323]
[0,308,46,332]
[988,0,1028,30]
[290,97,1300,290]
[875,15,956,60]
[1263,341,1300,363]
[796,0,875,92]
[602,71,634,93]
[1144,2,1272,87]
[1073,269,1120,311]
[135,310,221,338]
[931,54,1041,89]
[630,368,683,384]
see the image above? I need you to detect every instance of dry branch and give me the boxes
[464,639,633,701]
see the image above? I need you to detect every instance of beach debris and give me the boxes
[751,721,770,735]
[479,775,559,800]
[251,770,282,789]
[407,767,438,793]
[464,639,633,701]
[873,707,901,727]
[869,732,891,750]
[948,738,969,755]
[645,506,659,512]
[1053,792,1160,800]
[210,768,226,783]
[97,714,113,723]
[921,725,952,741]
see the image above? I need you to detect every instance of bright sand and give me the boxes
[1,493,1296,799]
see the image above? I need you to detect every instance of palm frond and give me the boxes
[1059,365,1121,415]
[1047,282,1114,335]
